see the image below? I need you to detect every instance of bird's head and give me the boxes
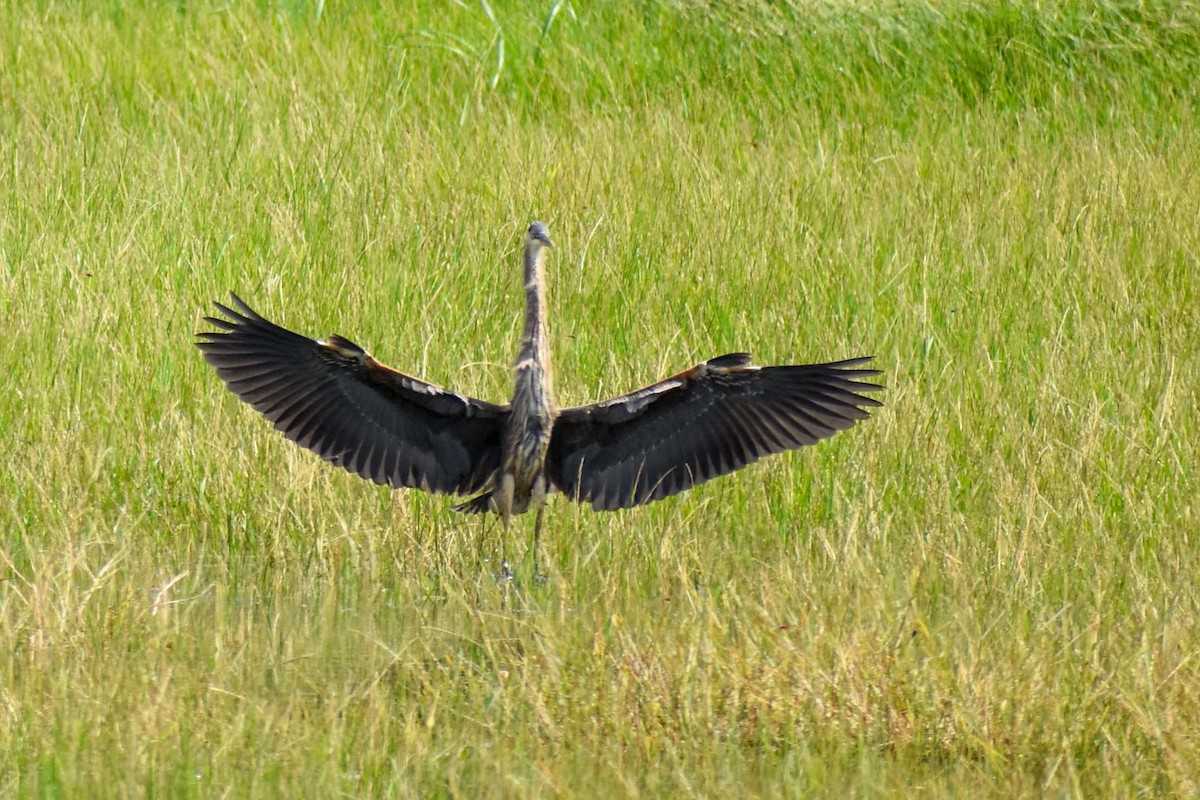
[525,221,554,249]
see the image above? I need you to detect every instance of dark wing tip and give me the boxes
[196,293,261,341]
[225,292,263,319]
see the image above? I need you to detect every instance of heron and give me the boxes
[197,221,883,576]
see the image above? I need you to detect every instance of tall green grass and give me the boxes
[2,1,1199,796]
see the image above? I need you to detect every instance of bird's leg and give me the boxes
[475,514,493,572]
[499,517,514,584]
[493,474,516,584]
[532,503,546,585]
[432,517,444,593]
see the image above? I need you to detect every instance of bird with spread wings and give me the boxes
[197,222,883,574]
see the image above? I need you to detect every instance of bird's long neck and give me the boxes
[515,242,553,398]
[498,240,555,514]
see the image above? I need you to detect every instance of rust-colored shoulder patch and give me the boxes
[364,355,445,396]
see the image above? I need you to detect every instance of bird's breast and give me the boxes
[503,413,552,479]
[503,356,555,496]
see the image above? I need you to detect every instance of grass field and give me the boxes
[3,0,1200,796]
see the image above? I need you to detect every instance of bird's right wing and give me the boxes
[196,294,506,496]
[547,354,882,510]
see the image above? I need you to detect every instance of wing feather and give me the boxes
[548,354,882,510]
[196,294,505,495]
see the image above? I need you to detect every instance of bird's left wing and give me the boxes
[547,353,882,511]
[196,294,506,496]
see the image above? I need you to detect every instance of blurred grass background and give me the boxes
[1,1,1199,796]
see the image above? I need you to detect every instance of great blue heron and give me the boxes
[197,221,883,574]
